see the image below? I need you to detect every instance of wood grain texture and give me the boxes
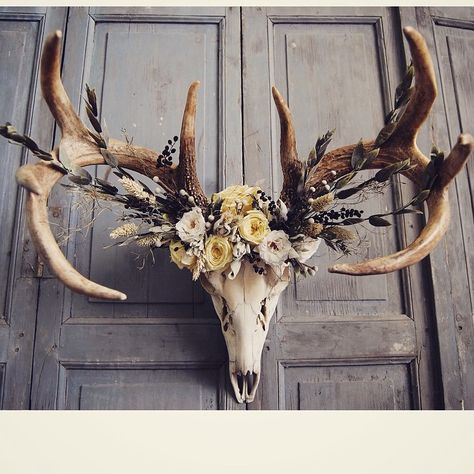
[0,7,69,409]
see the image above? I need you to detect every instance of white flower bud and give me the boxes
[308,198,314,204]
[331,170,337,176]
[179,189,187,196]
[324,184,331,191]
[208,214,215,222]
[309,186,315,193]
[308,218,315,225]
[153,176,159,182]
[321,179,327,185]
[205,222,211,229]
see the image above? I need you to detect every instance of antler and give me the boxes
[272,26,473,276]
[15,31,207,300]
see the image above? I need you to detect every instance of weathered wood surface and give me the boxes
[0,7,472,410]
[400,6,474,409]
[0,7,68,409]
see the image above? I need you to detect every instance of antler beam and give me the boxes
[15,30,206,300]
[272,27,474,276]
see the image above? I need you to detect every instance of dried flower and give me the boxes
[325,226,356,241]
[306,223,324,238]
[136,234,163,247]
[176,208,206,243]
[311,192,334,211]
[119,176,156,204]
[110,223,139,239]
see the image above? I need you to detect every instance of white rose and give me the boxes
[292,237,321,263]
[175,208,206,243]
[257,230,297,266]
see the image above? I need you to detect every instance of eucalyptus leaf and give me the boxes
[68,174,92,186]
[336,186,362,199]
[340,217,364,225]
[351,139,364,170]
[86,104,102,134]
[413,189,430,205]
[369,215,391,227]
[85,84,98,117]
[335,171,356,189]
[100,149,118,168]
[49,161,68,174]
[374,122,397,148]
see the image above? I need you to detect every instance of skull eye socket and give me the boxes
[259,299,268,331]
[221,302,229,331]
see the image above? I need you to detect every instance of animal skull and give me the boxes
[8,29,474,405]
[201,260,291,402]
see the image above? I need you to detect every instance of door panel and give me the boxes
[30,6,242,410]
[400,7,474,408]
[242,7,442,409]
[0,7,68,409]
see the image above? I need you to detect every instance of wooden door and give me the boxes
[0,7,68,409]
[28,7,243,410]
[241,7,444,409]
[1,7,472,409]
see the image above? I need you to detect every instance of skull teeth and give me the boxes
[230,370,261,403]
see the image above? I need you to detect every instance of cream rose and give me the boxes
[257,230,297,266]
[169,240,197,270]
[204,235,233,271]
[238,210,270,245]
[175,208,206,243]
[292,237,321,263]
[212,184,260,217]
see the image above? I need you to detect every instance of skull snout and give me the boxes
[229,361,261,403]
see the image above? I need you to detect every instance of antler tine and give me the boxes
[40,31,89,138]
[387,27,437,146]
[299,26,473,276]
[329,134,474,275]
[272,86,304,206]
[14,30,186,301]
[176,81,208,208]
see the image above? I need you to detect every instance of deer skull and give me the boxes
[201,260,291,402]
[8,29,474,405]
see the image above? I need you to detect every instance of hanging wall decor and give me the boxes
[1,27,472,403]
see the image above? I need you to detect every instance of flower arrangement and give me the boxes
[0,62,444,282]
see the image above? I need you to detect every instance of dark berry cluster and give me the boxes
[256,190,277,215]
[315,207,364,225]
[157,136,178,168]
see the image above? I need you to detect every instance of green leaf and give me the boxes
[307,148,316,167]
[85,84,98,116]
[100,149,118,168]
[68,165,92,185]
[351,139,365,170]
[369,215,391,227]
[335,171,356,189]
[364,147,380,164]
[86,103,102,134]
[88,130,107,149]
[374,161,407,182]
[374,122,397,148]
[340,217,364,225]
[336,186,362,199]
[315,129,335,163]
[413,189,430,205]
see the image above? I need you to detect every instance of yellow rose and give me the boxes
[212,185,260,217]
[204,235,233,271]
[238,210,270,245]
[169,240,197,270]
